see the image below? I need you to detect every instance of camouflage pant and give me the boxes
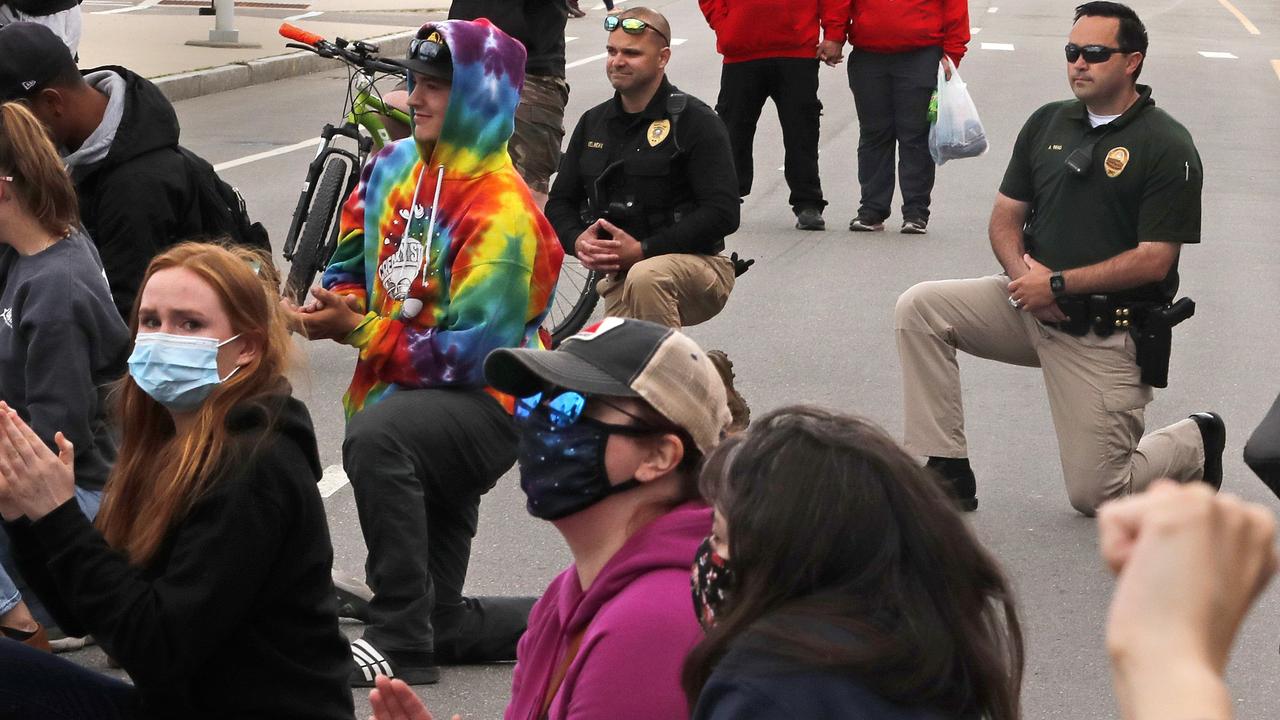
[510,74,569,194]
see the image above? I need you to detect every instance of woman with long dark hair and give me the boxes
[0,100,128,652]
[0,242,354,719]
[683,406,1024,720]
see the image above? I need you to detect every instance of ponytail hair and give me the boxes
[0,101,78,236]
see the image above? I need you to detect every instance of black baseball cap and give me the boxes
[0,22,77,102]
[387,25,452,81]
[484,318,731,454]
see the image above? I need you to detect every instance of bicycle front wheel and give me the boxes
[545,255,600,347]
[285,157,351,304]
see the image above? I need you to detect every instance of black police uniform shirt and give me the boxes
[545,77,740,259]
[998,84,1203,301]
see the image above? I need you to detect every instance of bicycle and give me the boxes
[278,22,600,346]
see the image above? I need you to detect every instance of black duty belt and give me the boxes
[1047,294,1158,337]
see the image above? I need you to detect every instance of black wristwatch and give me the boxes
[1049,271,1066,298]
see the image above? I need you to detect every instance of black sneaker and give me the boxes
[432,596,536,665]
[349,639,440,687]
[334,576,372,623]
[926,457,978,512]
[849,215,884,232]
[901,218,928,234]
[795,208,826,231]
[1190,412,1225,491]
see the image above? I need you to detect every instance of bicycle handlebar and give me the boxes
[279,22,324,46]
[278,23,406,75]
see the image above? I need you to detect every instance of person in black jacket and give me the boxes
[682,406,1024,720]
[0,242,354,720]
[545,7,749,429]
[0,22,228,319]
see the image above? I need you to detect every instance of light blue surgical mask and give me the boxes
[127,332,241,412]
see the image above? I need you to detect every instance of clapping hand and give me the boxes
[369,675,460,720]
[0,402,75,522]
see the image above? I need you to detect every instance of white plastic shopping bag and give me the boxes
[929,65,988,165]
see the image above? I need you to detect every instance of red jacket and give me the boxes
[849,0,970,65]
[699,0,850,64]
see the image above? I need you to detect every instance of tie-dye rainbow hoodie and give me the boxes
[323,19,564,417]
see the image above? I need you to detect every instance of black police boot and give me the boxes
[334,576,372,623]
[926,456,978,512]
[1190,412,1226,491]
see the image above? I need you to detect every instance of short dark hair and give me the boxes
[1074,1,1148,79]
[685,407,1024,720]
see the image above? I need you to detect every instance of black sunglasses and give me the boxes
[1064,43,1129,64]
[409,36,448,63]
[604,15,670,46]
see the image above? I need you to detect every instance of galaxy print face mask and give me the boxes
[514,392,657,520]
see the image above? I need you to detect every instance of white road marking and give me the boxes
[284,9,323,21]
[92,0,163,15]
[566,36,578,42]
[1197,51,1238,59]
[214,137,322,172]
[1216,0,1260,35]
[318,464,350,498]
[971,27,982,34]
[987,6,998,13]
[981,42,1015,51]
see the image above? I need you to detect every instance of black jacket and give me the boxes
[7,392,355,720]
[692,638,948,720]
[72,67,206,319]
[546,78,740,258]
[448,0,568,77]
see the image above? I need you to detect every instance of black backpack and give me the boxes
[177,145,271,252]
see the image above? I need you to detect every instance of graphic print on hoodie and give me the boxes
[323,19,565,417]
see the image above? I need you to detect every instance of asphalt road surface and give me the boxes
[63,0,1280,717]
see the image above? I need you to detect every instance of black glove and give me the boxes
[730,252,754,278]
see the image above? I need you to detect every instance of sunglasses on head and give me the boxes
[515,390,669,435]
[1064,43,1128,64]
[410,37,447,63]
[604,15,670,46]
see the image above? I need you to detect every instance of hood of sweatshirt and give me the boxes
[225,388,322,482]
[418,18,527,178]
[65,66,180,182]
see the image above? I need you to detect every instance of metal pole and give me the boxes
[209,0,239,44]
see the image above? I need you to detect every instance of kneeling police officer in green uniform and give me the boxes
[893,1,1224,515]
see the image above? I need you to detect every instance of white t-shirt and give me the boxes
[1088,110,1121,128]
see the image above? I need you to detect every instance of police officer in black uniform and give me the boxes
[546,6,749,428]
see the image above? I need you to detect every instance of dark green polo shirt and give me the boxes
[999,85,1203,300]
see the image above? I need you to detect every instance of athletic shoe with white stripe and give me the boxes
[349,638,440,687]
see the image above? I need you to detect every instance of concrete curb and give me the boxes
[153,29,416,102]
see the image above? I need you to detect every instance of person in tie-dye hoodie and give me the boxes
[289,19,564,688]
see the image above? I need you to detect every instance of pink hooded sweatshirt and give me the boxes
[505,502,711,720]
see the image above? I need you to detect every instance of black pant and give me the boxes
[0,639,140,719]
[344,388,517,655]
[847,46,942,223]
[715,57,826,213]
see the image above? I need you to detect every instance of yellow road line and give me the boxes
[1273,59,1280,82]
[1217,0,1261,35]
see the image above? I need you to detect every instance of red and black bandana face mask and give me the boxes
[691,536,735,631]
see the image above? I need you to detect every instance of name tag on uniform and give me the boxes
[587,140,604,149]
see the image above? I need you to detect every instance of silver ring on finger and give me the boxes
[1008,296,1022,310]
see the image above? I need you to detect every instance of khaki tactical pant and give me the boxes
[895,274,1204,515]
[597,253,735,329]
